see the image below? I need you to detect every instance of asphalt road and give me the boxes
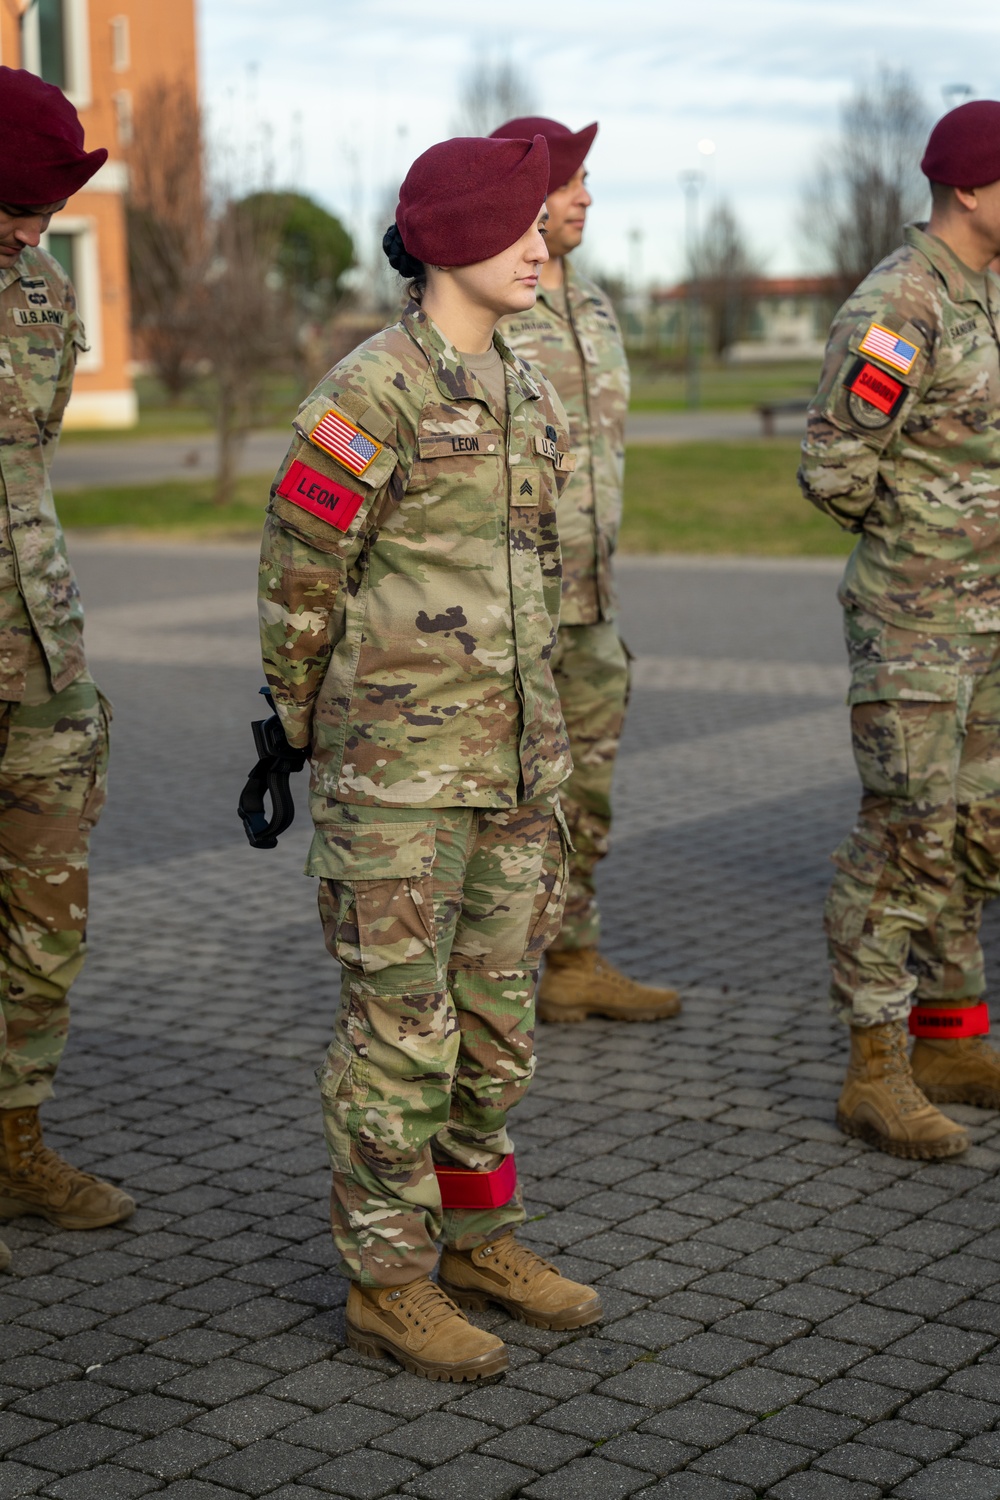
[51,408,807,491]
[2,547,999,1500]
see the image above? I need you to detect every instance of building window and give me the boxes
[113,89,133,146]
[23,0,91,108]
[47,232,76,286]
[37,0,67,88]
[110,14,130,72]
[42,218,101,372]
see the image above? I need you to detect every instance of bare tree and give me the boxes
[125,79,206,398]
[199,194,294,506]
[687,201,763,357]
[450,53,537,137]
[802,66,930,295]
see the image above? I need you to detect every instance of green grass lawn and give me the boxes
[627,356,822,412]
[59,473,271,538]
[619,441,853,557]
[58,440,855,558]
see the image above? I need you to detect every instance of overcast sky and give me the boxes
[199,0,1000,286]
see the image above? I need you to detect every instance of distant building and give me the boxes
[649,275,842,363]
[0,0,198,427]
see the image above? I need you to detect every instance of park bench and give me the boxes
[756,398,811,437]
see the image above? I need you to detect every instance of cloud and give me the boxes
[198,0,1000,279]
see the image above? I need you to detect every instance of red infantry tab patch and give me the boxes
[848,360,904,415]
[276,459,365,531]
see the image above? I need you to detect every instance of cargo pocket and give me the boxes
[309,814,438,979]
[523,804,571,965]
[827,830,889,945]
[847,661,958,799]
[316,1043,354,1173]
[80,689,112,830]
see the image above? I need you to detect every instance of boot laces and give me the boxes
[7,1113,94,1190]
[479,1233,556,1286]
[879,1029,933,1117]
[385,1278,463,1336]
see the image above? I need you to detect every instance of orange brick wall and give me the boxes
[0,1,198,426]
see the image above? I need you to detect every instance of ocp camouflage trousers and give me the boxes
[549,620,629,951]
[827,607,1000,1026]
[314,797,567,1287]
[0,670,109,1107]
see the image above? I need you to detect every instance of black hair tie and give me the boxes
[382,223,425,280]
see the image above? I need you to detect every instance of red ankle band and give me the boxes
[435,1154,517,1210]
[909,1002,989,1038]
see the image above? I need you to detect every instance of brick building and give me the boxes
[0,0,198,427]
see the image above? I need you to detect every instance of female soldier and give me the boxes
[259,134,602,1382]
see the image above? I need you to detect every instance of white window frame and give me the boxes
[109,13,130,72]
[112,88,133,146]
[22,0,92,109]
[42,215,102,373]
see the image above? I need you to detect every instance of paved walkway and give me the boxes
[3,547,1000,1500]
[51,410,805,490]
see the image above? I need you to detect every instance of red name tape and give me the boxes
[435,1155,517,1211]
[909,1001,990,1038]
[849,361,904,415]
[277,458,364,531]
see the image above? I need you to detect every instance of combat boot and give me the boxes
[537,947,681,1023]
[0,1238,9,1272]
[0,1107,135,1230]
[439,1231,603,1330]
[346,1277,508,1382]
[912,1033,1000,1110]
[836,1023,968,1160]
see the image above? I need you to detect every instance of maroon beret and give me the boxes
[921,100,1000,187]
[491,116,597,194]
[395,134,549,267]
[0,66,107,205]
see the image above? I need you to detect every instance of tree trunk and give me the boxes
[213,381,244,506]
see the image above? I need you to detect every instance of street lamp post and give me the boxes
[680,170,704,410]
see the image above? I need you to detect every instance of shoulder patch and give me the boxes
[845,358,907,429]
[309,408,383,476]
[276,459,365,531]
[858,322,920,375]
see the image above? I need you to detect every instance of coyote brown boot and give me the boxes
[345,1277,508,1382]
[538,947,681,1023]
[439,1232,603,1330]
[0,1238,9,1272]
[836,1023,968,1160]
[912,1035,1000,1110]
[0,1107,135,1230]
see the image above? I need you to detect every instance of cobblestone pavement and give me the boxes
[3,544,1000,1500]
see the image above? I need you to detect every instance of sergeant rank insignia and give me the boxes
[309,408,382,476]
[858,322,920,375]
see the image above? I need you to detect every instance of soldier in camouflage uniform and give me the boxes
[493,116,680,1023]
[260,134,602,1381]
[0,71,133,1270]
[799,100,1000,1160]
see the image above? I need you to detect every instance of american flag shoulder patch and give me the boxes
[857,322,921,375]
[308,407,383,477]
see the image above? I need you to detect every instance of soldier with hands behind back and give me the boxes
[492,115,681,1024]
[259,134,603,1382]
[0,70,133,1274]
[800,102,1000,1159]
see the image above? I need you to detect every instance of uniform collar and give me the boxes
[905,223,992,312]
[536,258,579,321]
[402,298,540,410]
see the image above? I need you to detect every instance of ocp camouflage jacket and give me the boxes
[259,301,576,854]
[499,262,629,624]
[799,224,1000,633]
[0,245,88,699]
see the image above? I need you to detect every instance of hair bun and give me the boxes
[382,223,425,279]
